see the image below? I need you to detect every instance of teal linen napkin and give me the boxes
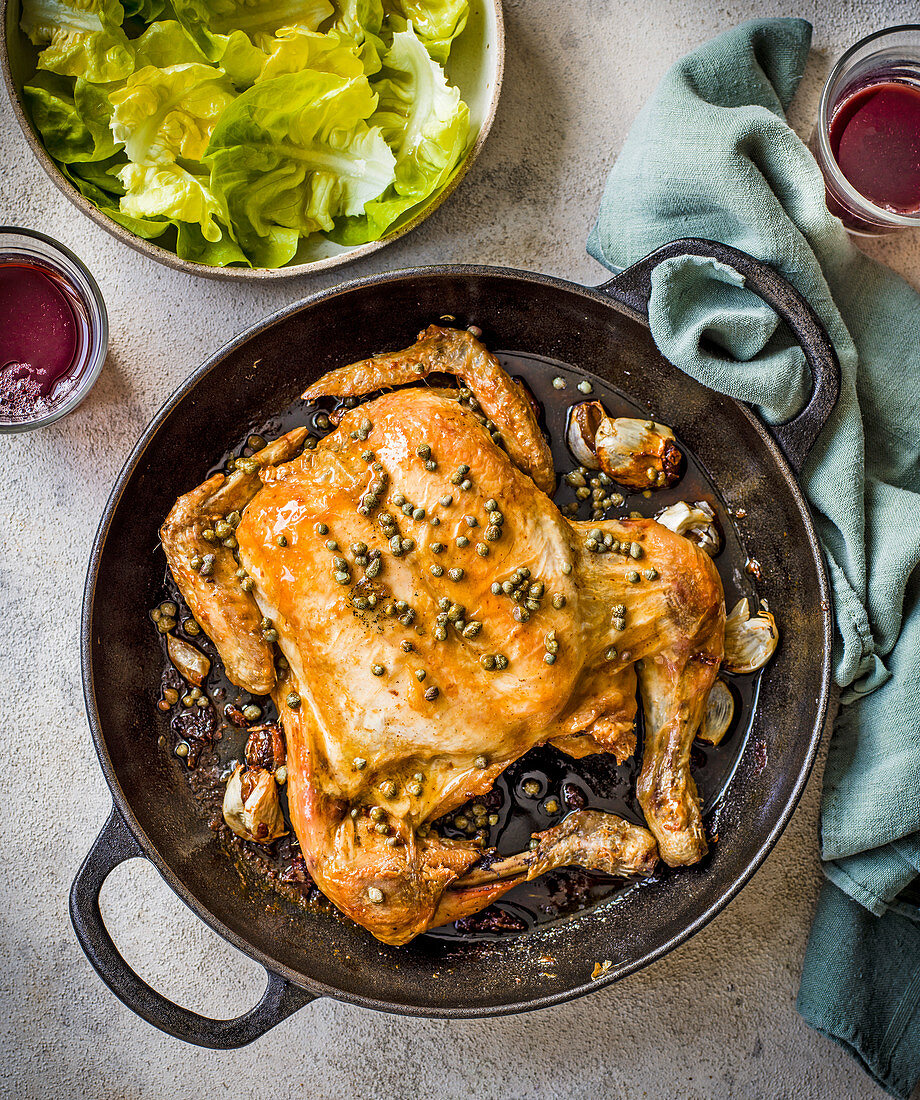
[587,18,920,1099]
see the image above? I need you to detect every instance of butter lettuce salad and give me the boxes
[19,0,472,267]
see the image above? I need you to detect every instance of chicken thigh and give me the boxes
[162,327,725,945]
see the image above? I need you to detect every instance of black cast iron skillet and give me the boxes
[73,239,838,1046]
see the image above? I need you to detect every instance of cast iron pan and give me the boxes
[73,239,838,1046]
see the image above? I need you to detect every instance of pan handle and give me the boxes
[70,807,316,1048]
[597,237,841,473]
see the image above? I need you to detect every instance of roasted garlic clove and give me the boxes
[698,680,735,745]
[655,500,721,556]
[566,401,606,468]
[594,417,682,490]
[222,763,288,844]
[166,633,211,686]
[723,598,779,674]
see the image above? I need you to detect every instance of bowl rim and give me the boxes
[0,0,505,280]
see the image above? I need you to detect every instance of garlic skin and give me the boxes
[166,633,211,686]
[656,500,721,556]
[566,401,606,468]
[222,763,288,844]
[594,417,682,490]
[723,598,779,674]
[698,680,735,745]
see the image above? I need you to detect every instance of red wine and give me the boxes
[0,257,91,421]
[829,80,920,213]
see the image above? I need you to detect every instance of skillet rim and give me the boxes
[80,262,833,1018]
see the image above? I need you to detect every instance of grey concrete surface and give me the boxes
[2,2,919,1098]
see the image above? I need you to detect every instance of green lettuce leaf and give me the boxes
[384,0,466,62]
[176,221,250,265]
[205,67,395,266]
[117,160,227,239]
[21,0,134,82]
[109,62,236,163]
[122,0,165,22]
[68,153,128,194]
[255,26,364,82]
[60,160,175,238]
[134,20,265,87]
[331,0,382,41]
[330,23,467,243]
[330,0,384,73]
[133,19,212,66]
[23,70,118,161]
[171,0,333,53]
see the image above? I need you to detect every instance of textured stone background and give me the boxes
[3,2,919,1098]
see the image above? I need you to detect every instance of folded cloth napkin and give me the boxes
[587,17,920,1099]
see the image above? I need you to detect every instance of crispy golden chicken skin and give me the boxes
[162,330,725,944]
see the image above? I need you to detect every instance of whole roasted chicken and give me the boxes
[162,326,739,946]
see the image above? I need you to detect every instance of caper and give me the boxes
[480,654,496,670]
[286,692,301,709]
[424,686,440,701]
[448,568,464,581]
[627,570,640,583]
[315,523,328,536]
[353,758,367,770]
[474,755,488,769]
[242,704,261,721]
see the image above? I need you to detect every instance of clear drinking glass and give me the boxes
[0,226,108,432]
[812,25,920,236]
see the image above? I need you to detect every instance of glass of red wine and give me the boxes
[0,227,108,432]
[812,25,920,235]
